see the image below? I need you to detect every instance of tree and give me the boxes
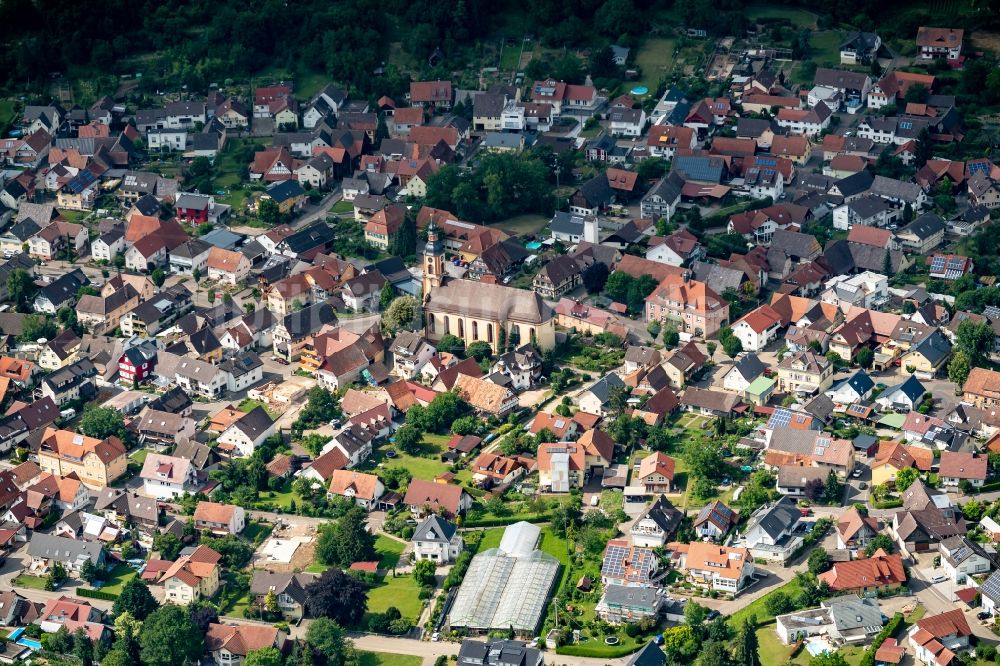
[810,652,849,666]
[379,281,395,310]
[864,533,895,557]
[662,325,679,348]
[948,350,972,387]
[259,198,280,225]
[721,332,743,358]
[381,295,419,332]
[824,470,841,503]
[19,314,57,343]
[451,415,479,436]
[80,558,100,584]
[389,215,417,257]
[808,548,830,575]
[804,478,825,502]
[74,627,95,666]
[139,605,204,666]
[153,531,183,560]
[392,424,423,454]
[436,333,465,356]
[582,261,609,293]
[305,568,369,627]
[79,406,126,440]
[734,616,761,666]
[316,506,376,568]
[588,44,618,78]
[150,268,166,287]
[957,319,996,366]
[6,269,37,311]
[467,341,493,362]
[894,466,919,492]
[112,578,158,620]
[764,591,794,616]
[244,647,283,666]
[683,601,709,626]
[855,346,874,369]
[305,617,354,665]
[413,558,437,587]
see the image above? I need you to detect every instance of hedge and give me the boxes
[77,588,118,601]
[859,612,903,666]
[557,643,643,658]
[462,514,550,528]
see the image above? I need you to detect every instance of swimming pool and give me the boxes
[7,628,23,640]
[805,638,832,656]
[630,86,649,95]
[525,241,543,250]
[17,637,42,650]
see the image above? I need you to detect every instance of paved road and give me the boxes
[349,634,631,666]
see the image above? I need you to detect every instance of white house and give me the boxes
[630,495,682,548]
[939,536,991,584]
[91,229,125,262]
[609,108,647,137]
[722,354,767,394]
[147,128,188,152]
[693,500,739,541]
[139,453,197,500]
[825,371,875,406]
[908,609,972,666]
[193,501,246,536]
[731,305,783,352]
[411,515,464,563]
[217,407,276,457]
[737,497,802,564]
[390,332,436,379]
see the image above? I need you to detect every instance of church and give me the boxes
[421,221,556,352]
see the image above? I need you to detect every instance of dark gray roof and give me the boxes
[833,170,874,198]
[636,495,682,536]
[730,354,766,383]
[281,302,337,339]
[412,515,457,543]
[746,496,800,540]
[673,155,725,182]
[473,92,506,118]
[27,532,103,565]
[814,67,870,91]
[900,213,946,241]
[627,642,666,666]
[602,584,659,612]
[585,373,625,404]
[232,406,275,441]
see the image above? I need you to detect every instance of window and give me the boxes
[487,324,494,343]
[458,319,465,338]
[471,321,478,340]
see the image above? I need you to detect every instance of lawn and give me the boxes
[304,562,329,574]
[475,525,569,564]
[728,577,805,629]
[98,563,137,595]
[366,432,453,481]
[374,534,406,569]
[57,209,88,223]
[13,574,48,590]
[811,31,849,67]
[634,37,677,91]
[494,213,550,237]
[745,5,817,28]
[130,448,150,464]
[366,572,424,620]
[330,199,355,214]
[499,42,523,70]
[358,652,422,666]
[242,520,273,544]
[237,398,278,419]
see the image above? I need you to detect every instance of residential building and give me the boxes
[194,501,246,535]
[908,609,971,666]
[693,500,739,541]
[630,495,683,548]
[644,274,730,339]
[140,453,197,499]
[738,496,802,564]
[37,428,127,488]
[776,350,833,395]
[817,549,906,594]
[160,545,222,605]
[411,515,464,563]
[674,541,755,595]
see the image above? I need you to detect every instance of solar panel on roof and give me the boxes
[930,256,946,271]
[768,408,792,428]
[757,158,776,166]
[969,162,989,175]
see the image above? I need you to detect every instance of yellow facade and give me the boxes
[425,311,555,353]
[38,449,126,488]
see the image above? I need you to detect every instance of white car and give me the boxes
[852,468,863,478]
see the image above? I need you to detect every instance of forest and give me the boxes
[2,0,999,95]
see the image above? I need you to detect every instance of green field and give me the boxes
[366,432,454,481]
[728,577,805,629]
[374,534,406,569]
[358,652,422,666]
[500,43,523,70]
[130,449,150,464]
[634,38,677,91]
[330,199,355,214]
[366,573,424,620]
[13,574,48,590]
[811,31,849,67]
[494,214,550,237]
[98,563,137,595]
[745,5,817,28]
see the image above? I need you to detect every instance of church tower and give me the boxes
[422,219,445,297]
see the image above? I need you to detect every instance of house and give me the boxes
[817,549,906,594]
[140,453,197,499]
[731,305,783,352]
[825,370,875,407]
[492,344,542,391]
[892,481,967,554]
[738,496,802,564]
[411,515,464,563]
[327,469,385,511]
[674,541,755,595]
[916,27,964,60]
[636,453,676,494]
[644,274,730,339]
[875,375,926,413]
[596,585,665,625]
[630,495,683,547]
[939,536,991,584]
[693,500,739,541]
[908,609,971,666]
[135,408,196,446]
[27,533,104,576]
[471,451,533,486]
[33,269,88,313]
[963,368,1000,410]
[457,639,543,666]
[217,407,275,457]
[160,545,222,605]
[454,374,518,417]
[205,622,287,666]
[836,506,880,550]
[248,571,316,622]
[646,229,704,267]
[870,440,933,487]
[578,373,626,416]
[840,31,882,64]
[776,598,884,646]
[194,501,246,535]
[410,80,453,109]
[206,247,251,286]
[938,451,987,488]
[776,350,833,395]
[609,108,647,137]
[38,428,127,488]
[640,172,684,220]
[775,465,828,496]
[403,479,472,518]
[897,214,946,254]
